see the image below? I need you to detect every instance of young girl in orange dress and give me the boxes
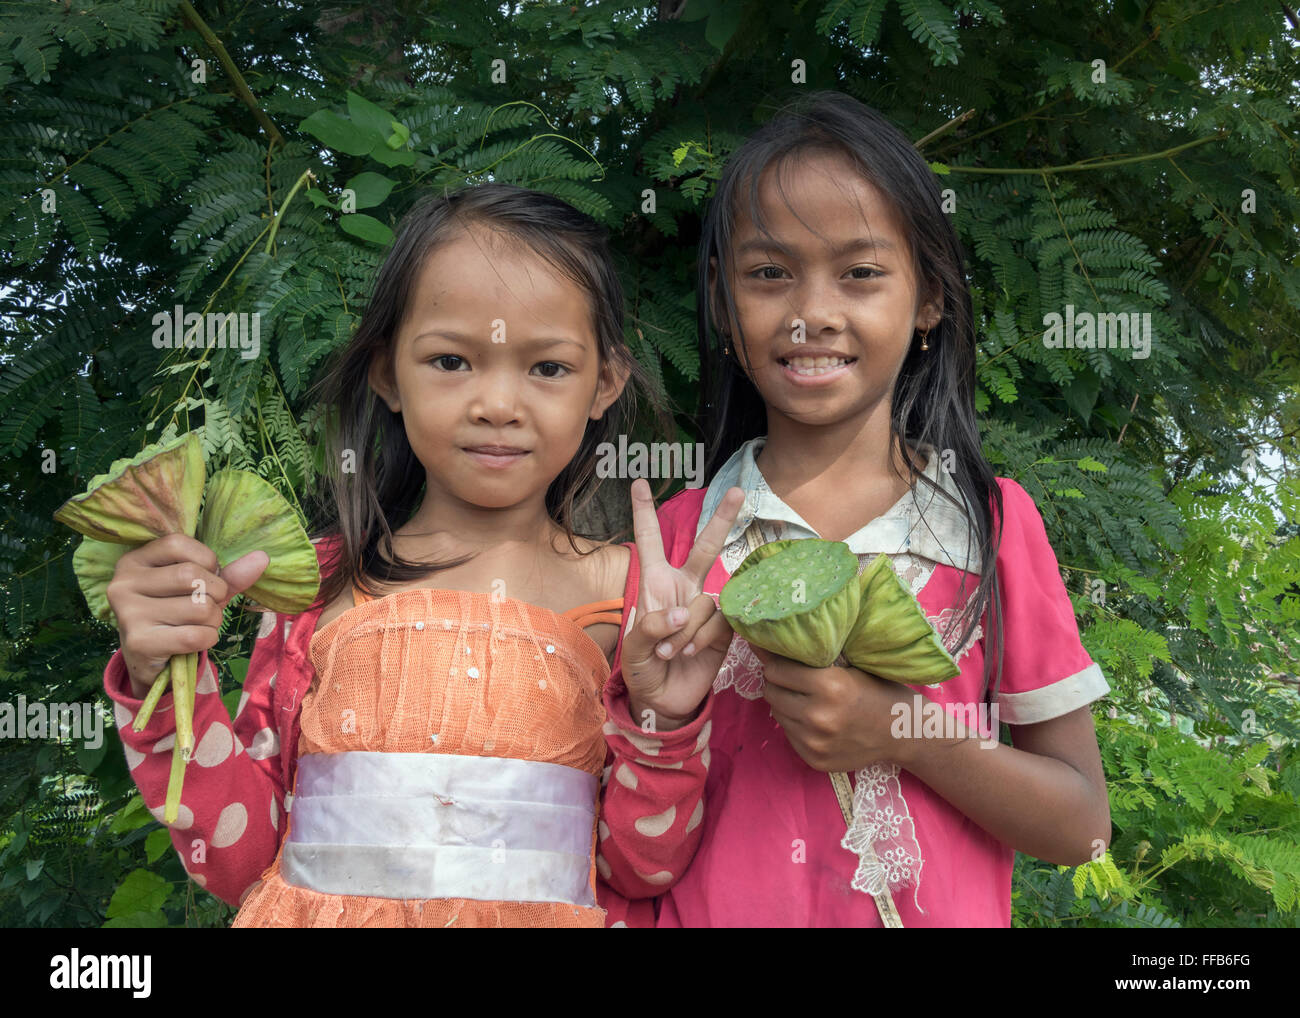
[103,182,743,927]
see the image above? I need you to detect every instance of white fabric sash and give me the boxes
[281,751,598,906]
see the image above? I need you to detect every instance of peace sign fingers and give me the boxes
[620,480,750,730]
[680,485,745,590]
[630,477,669,570]
[630,478,675,612]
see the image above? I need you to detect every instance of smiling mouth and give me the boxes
[778,355,858,376]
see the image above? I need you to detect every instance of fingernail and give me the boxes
[657,641,674,658]
[668,608,688,626]
[683,642,696,656]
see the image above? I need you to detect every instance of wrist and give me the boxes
[889,692,993,776]
[120,650,166,702]
[123,659,159,701]
[625,694,701,733]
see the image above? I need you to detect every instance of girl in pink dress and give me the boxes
[102,183,742,926]
[595,91,1114,927]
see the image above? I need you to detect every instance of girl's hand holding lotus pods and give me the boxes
[54,431,320,823]
[108,535,268,700]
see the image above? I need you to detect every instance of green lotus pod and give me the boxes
[53,432,205,544]
[729,538,803,580]
[842,554,960,684]
[72,537,131,624]
[53,432,320,828]
[196,469,320,613]
[719,539,861,668]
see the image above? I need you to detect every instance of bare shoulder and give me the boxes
[594,541,631,602]
[547,534,629,666]
[557,533,630,603]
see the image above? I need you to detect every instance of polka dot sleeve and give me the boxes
[102,606,295,908]
[595,541,713,902]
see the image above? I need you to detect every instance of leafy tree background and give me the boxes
[1,0,1298,927]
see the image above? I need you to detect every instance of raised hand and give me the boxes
[619,478,745,731]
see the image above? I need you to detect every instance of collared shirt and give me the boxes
[698,436,982,575]
[612,434,1110,928]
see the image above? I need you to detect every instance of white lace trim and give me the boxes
[711,523,990,918]
[710,626,928,913]
[841,763,924,912]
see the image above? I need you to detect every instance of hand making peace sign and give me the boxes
[619,478,746,732]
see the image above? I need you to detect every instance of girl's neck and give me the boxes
[753,413,925,541]
[393,499,565,558]
[756,412,921,489]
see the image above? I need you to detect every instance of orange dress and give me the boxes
[232,581,623,928]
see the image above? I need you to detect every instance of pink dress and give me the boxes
[598,438,1110,927]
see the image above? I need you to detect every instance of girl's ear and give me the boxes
[368,347,401,413]
[590,356,631,421]
[916,277,944,335]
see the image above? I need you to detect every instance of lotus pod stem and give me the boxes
[164,652,198,823]
[173,652,197,761]
[164,733,187,825]
[132,660,173,732]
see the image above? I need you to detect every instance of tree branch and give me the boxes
[945,133,1225,175]
[178,0,285,150]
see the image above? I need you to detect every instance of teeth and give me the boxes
[784,356,851,375]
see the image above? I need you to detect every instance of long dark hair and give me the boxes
[305,182,675,612]
[695,90,1006,708]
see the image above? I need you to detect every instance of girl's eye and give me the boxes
[428,353,566,377]
[750,266,881,281]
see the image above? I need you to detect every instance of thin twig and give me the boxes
[1116,393,1141,445]
[915,108,976,149]
[944,133,1223,175]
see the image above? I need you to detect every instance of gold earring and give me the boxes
[920,329,930,351]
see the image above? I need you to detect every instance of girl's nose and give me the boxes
[793,277,849,334]
[470,377,521,424]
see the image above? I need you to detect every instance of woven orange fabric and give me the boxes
[232,584,621,928]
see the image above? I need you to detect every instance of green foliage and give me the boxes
[1,0,1297,927]
[1015,714,1300,927]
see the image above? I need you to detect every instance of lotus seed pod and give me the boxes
[846,636,958,682]
[729,538,803,580]
[842,554,959,684]
[53,432,205,544]
[196,469,320,613]
[719,539,861,668]
[72,537,131,624]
